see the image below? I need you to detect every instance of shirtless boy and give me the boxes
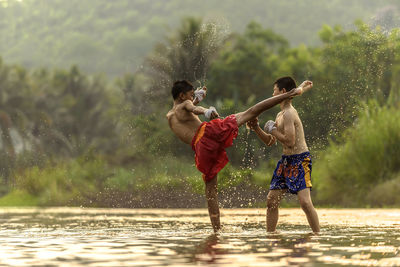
[166,79,312,232]
[247,76,319,233]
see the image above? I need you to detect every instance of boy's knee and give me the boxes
[267,198,279,210]
[299,199,314,212]
[205,177,217,187]
[206,187,217,194]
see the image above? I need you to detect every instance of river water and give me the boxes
[0,208,399,266]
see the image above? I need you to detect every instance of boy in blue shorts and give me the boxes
[247,76,320,233]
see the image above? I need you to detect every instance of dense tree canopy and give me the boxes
[1,0,399,75]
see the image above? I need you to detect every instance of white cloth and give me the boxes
[264,120,277,133]
[205,106,217,120]
[194,88,206,102]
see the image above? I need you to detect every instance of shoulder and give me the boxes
[179,100,196,112]
[283,107,296,116]
[182,99,193,105]
[179,100,193,108]
[282,108,297,121]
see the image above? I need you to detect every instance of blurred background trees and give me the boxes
[0,0,400,207]
[1,0,399,76]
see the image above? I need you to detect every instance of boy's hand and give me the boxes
[246,118,259,130]
[205,106,219,120]
[210,110,219,120]
[267,135,277,146]
[264,120,277,133]
[194,86,207,103]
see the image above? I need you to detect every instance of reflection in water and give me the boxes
[192,234,224,263]
[265,232,313,259]
[0,208,399,266]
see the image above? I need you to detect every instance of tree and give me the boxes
[0,59,43,185]
[32,66,121,157]
[144,17,226,106]
[124,17,227,158]
[305,22,400,141]
[208,22,289,106]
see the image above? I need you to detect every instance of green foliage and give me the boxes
[12,157,113,206]
[128,17,228,159]
[104,168,136,192]
[208,22,288,104]
[0,155,205,207]
[366,175,400,207]
[251,160,278,187]
[218,164,253,189]
[111,156,198,192]
[314,100,400,206]
[47,66,121,155]
[299,23,400,145]
[0,189,39,206]
[0,11,400,207]
[144,17,226,105]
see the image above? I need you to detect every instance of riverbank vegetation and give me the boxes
[1,1,400,208]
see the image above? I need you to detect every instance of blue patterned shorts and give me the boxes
[270,151,312,194]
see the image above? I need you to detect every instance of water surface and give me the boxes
[0,208,399,266]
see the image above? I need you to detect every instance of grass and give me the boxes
[313,100,400,206]
[0,190,39,206]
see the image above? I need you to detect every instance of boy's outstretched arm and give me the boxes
[234,81,312,127]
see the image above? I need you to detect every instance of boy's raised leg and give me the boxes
[297,188,320,233]
[234,81,312,127]
[205,176,221,232]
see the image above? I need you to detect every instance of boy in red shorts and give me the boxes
[166,80,312,232]
[247,76,319,233]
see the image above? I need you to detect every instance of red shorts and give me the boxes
[191,115,238,182]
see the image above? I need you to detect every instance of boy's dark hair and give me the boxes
[171,80,194,99]
[274,76,297,92]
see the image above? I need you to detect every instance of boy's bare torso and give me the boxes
[275,106,308,155]
[166,101,203,144]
